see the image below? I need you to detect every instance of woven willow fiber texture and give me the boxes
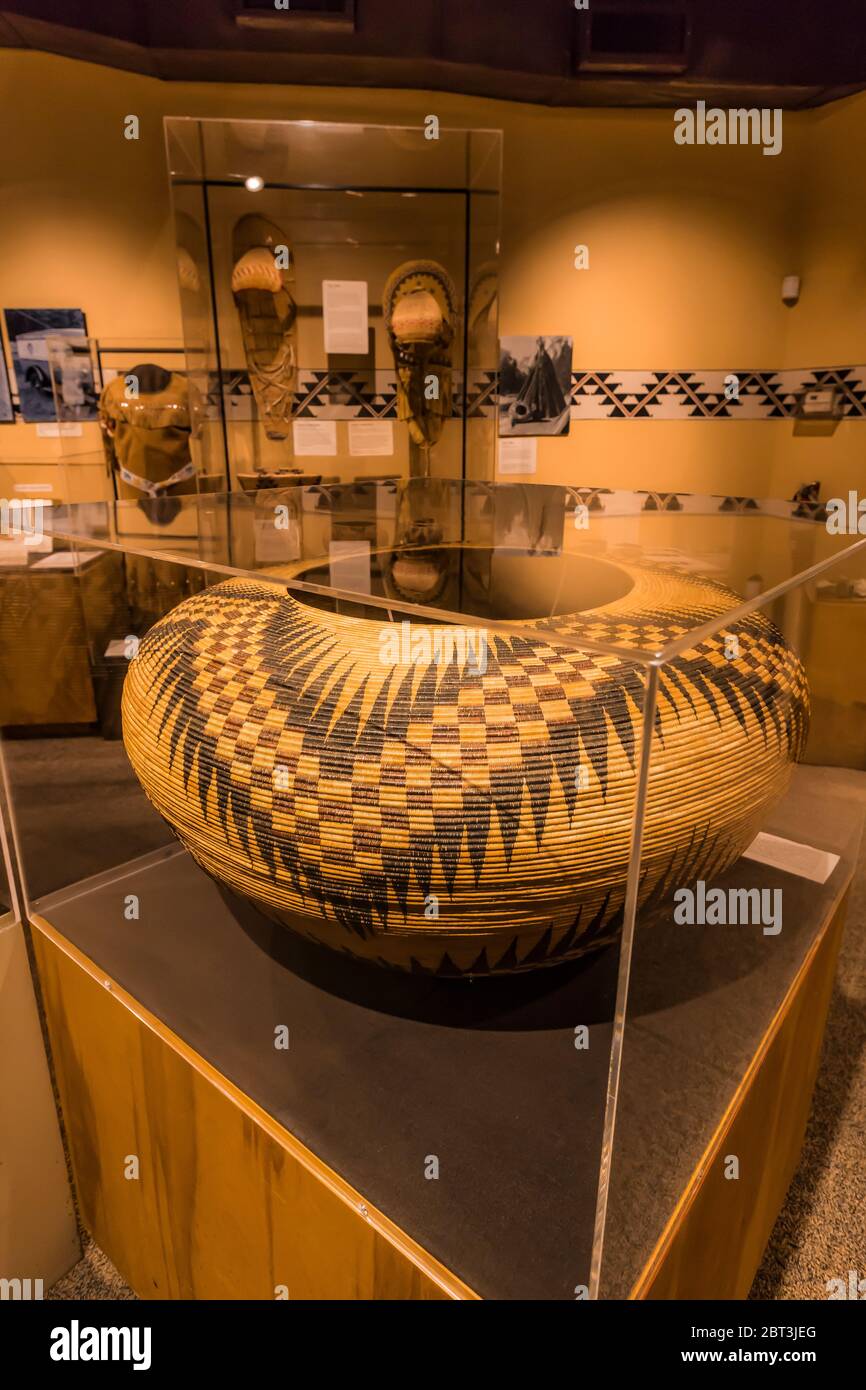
[231,215,297,441]
[122,563,809,976]
[383,260,457,450]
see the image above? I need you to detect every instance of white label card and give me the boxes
[329,540,371,596]
[292,419,338,457]
[322,280,369,356]
[348,421,394,457]
[498,437,537,475]
[31,550,100,570]
[742,832,840,885]
[36,423,82,437]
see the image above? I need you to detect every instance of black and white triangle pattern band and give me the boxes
[210,365,866,422]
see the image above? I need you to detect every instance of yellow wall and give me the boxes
[766,90,866,503]
[0,50,863,500]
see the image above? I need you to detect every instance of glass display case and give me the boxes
[164,118,502,492]
[3,479,864,1299]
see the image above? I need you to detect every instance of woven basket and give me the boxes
[121,554,809,976]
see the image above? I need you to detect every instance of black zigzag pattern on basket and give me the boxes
[140,578,808,959]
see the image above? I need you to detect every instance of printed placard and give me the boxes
[348,420,394,457]
[497,436,537,475]
[292,419,338,457]
[36,423,83,438]
[743,832,840,884]
[322,280,369,356]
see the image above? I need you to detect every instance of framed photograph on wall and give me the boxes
[0,340,13,422]
[3,308,89,423]
[498,334,573,437]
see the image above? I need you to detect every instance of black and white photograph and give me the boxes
[4,306,88,422]
[498,334,573,436]
[0,340,13,422]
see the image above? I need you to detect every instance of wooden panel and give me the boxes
[30,916,477,1301]
[631,891,847,1300]
[0,553,126,727]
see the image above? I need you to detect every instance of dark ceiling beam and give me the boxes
[0,1,865,107]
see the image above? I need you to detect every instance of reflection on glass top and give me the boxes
[166,118,503,195]
[42,479,866,663]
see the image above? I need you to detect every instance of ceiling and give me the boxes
[1,0,865,108]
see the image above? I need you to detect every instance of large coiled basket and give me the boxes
[122,555,809,976]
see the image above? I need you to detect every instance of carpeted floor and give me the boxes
[10,739,861,1301]
[49,1235,137,1301]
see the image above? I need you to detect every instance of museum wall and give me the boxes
[765,90,866,503]
[0,50,862,502]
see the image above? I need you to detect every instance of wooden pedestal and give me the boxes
[30,916,468,1301]
[631,889,845,1299]
[24,719,855,1316]
[28,883,846,1301]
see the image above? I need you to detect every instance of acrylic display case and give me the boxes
[164,118,501,492]
[0,445,109,515]
[2,479,864,1299]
